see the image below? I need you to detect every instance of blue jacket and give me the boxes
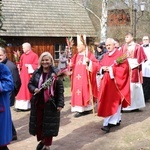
[2,58,21,106]
[0,63,14,146]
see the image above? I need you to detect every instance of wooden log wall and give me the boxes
[4,37,74,65]
[3,36,95,66]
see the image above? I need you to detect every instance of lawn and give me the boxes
[63,76,71,97]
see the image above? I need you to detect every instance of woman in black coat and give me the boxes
[28,52,65,150]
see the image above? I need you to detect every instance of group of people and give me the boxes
[69,33,149,134]
[0,43,65,150]
[0,42,40,149]
[0,32,149,149]
[69,34,130,133]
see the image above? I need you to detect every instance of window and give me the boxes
[54,43,66,60]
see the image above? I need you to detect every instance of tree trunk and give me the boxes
[100,0,109,42]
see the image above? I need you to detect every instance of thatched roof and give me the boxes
[0,0,96,37]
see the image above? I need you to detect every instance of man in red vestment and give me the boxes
[15,42,38,111]
[121,32,147,112]
[70,35,98,118]
[91,38,130,133]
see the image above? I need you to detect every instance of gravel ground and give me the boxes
[8,97,150,150]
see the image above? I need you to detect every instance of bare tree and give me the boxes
[101,0,109,42]
[70,0,149,42]
[70,0,110,41]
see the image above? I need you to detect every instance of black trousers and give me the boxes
[12,121,17,136]
[142,77,150,102]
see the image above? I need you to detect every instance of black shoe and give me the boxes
[101,126,110,133]
[131,109,140,112]
[36,142,44,150]
[13,108,22,112]
[12,135,17,141]
[82,110,92,115]
[13,108,30,112]
[0,146,9,150]
[108,122,120,128]
[74,112,83,118]
[108,124,116,127]
[74,110,92,118]
[117,122,121,126]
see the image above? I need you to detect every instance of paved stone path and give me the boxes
[8,97,150,150]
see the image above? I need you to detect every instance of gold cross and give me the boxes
[76,89,81,95]
[76,74,81,80]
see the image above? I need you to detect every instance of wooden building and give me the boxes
[0,0,96,64]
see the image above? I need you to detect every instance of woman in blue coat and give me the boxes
[0,63,14,150]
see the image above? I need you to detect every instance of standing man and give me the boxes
[15,42,38,111]
[70,35,98,118]
[141,36,150,102]
[121,32,147,111]
[0,47,21,141]
[0,63,14,150]
[91,38,130,133]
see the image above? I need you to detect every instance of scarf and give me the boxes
[38,73,56,102]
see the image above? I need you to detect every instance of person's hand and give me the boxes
[85,57,89,63]
[57,107,62,111]
[102,66,109,72]
[25,64,28,67]
[34,88,41,94]
[69,61,72,67]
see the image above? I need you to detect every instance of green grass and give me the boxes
[63,76,71,97]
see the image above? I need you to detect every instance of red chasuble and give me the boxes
[96,50,130,117]
[70,51,98,107]
[16,50,38,102]
[121,43,147,83]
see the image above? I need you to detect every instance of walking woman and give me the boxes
[28,52,65,150]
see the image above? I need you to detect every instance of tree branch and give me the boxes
[69,0,101,23]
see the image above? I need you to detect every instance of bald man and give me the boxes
[15,42,39,111]
[91,38,130,133]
